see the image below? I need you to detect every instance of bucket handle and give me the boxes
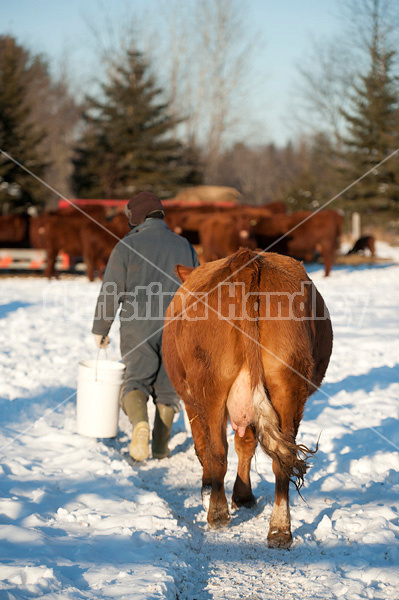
[95,347,108,382]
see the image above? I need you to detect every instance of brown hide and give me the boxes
[164,205,220,238]
[81,213,129,281]
[29,213,50,249]
[199,214,256,261]
[42,206,108,278]
[164,205,271,259]
[59,205,107,220]
[163,248,332,547]
[347,235,376,257]
[253,209,342,276]
[165,204,341,274]
[0,214,29,247]
[264,201,286,214]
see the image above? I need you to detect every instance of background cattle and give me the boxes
[40,205,108,278]
[163,248,333,547]
[198,212,258,262]
[43,214,85,278]
[29,213,48,250]
[0,197,343,277]
[0,214,29,247]
[164,203,341,275]
[347,235,376,257]
[164,204,274,261]
[81,213,129,281]
[198,214,247,262]
[252,209,342,276]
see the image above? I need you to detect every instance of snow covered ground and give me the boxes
[0,242,398,600]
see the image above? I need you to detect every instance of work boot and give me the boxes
[123,390,149,461]
[152,404,175,459]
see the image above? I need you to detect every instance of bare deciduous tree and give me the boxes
[293,36,355,149]
[83,1,264,182]
[28,58,82,206]
[154,0,264,181]
[293,0,399,149]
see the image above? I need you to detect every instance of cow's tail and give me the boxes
[228,249,315,490]
[252,387,316,491]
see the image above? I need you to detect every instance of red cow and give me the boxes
[199,213,256,261]
[253,209,342,276]
[163,248,332,548]
[29,213,50,249]
[264,201,286,214]
[81,213,129,281]
[164,206,220,242]
[41,206,108,277]
[43,215,83,277]
[0,214,29,247]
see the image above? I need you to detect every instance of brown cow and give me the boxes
[164,204,275,249]
[164,206,270,259]
[264,201,286,214]
[199,213,257,261]
[253,209,342,276]
[347,235,376,257]
[30,205,107,250]
[81,213,130,281]
[164,204,221,237]
[41,206,108,277]
[29,213,51,249]
[43,215,84,277]
[168,212,211,245]
[0,214,29,247]
[163,248,332,548]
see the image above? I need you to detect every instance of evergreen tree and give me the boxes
[72,49,202,199]
[341,29,399,208]
[0,36,48,213]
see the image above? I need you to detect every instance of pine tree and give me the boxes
[341,27,399,209]
[0,36,48,213]
[72,49,202,199]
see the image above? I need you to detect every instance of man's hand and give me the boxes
[93,334,110,349]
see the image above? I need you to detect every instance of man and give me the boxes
[92,192,199,461]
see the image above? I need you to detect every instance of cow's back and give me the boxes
[164,249,332,394]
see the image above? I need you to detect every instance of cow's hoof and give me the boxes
[231,494,256,509]
[201,485,212,512]
[207,509,231,529]
[267,529,292,549]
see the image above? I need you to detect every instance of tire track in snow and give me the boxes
[108,426,338,600]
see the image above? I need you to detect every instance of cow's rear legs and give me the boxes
[232,424,257,509]
[320,245,334,277]
[187,402,230,528]
[206,423,230,529]
[268,459,292,549]
[44,249,57,279]
[185,404,213,511]
[266,379,308,549]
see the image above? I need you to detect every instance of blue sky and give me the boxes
[2,0,343,145]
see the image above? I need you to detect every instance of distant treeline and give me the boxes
[0,0,398,229]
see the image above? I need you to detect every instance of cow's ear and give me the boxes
[175,264,195,282]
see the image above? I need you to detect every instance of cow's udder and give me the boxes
[227,366,255,437]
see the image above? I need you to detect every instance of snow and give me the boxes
[0,241,399,599]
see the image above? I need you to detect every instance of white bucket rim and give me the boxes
[79,359,125,373]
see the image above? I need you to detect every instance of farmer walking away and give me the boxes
[92,192,199,461]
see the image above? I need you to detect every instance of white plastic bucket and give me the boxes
[76,357,125,438]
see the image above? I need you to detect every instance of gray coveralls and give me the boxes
[92,218,199,412]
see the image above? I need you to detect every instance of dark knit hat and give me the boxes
[126,192,165,226]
